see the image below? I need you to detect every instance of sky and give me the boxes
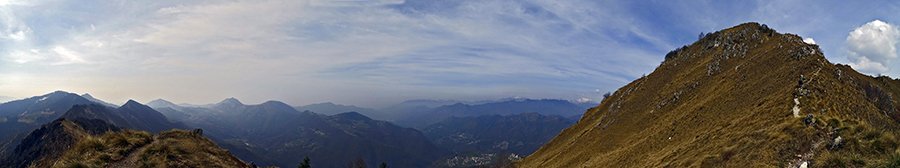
[0,0,899,108]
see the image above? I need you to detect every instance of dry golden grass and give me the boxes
[52,130,152,168]
[519,22,900,168]
[138,129,249,168]
[49,129,250,168]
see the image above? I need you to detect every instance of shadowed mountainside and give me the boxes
[0,118,120,168]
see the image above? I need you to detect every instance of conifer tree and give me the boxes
[298,156,311,168]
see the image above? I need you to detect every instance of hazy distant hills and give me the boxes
[60,100,190,134]
[395,99,590,128]
[294,102,388,119]
[147,97,594,167]
[152,98,451,168]
[423,113,573,155]
[0,91,595,168]
[291,98,596,124]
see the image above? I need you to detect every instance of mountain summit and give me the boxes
[214,97,244,110]
[520,23,900,167]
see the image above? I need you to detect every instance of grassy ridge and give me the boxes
[51,129,251,168]
[519,22,900,167]
[53,130,152,168]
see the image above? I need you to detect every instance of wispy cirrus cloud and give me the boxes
[1,0,899,107]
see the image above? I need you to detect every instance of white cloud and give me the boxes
[803,38,816,44]
[849,56,889,73]
[846,20,900,74]
[5,50,43,63]
[576,97,592,103]
[310,0,403,7]
[8,30,25,40]
[51,46,87,64]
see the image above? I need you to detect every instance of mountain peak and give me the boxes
[220,97,242,104]
[81,93,94,99]
[124,99,140,105]
[519,22,900,167]
[214,97,244,109]
[50,90,73,95]
[119,99,155,111]
[39,90,76,98]
[333,111,371,121]
[149,98,171,103]
[147,98,177,108]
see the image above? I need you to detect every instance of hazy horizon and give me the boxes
[2,0,899,108]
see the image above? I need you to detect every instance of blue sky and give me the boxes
[0,0,898,108]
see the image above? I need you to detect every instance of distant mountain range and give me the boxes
[0,91,96,153]
[294,102,387,119]
[395,99,592,128]
[291,98,596,123]
[60,100,190,134]
[0,91,598,168]
[151,98,452,168]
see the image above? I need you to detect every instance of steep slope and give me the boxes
[423,113,573,156]
[520,22,900,167]
[0,118,120,168]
